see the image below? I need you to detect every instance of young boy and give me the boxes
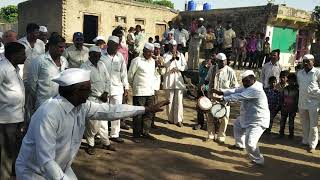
[204,25,216,59]
[264,76,281,134]
[193,58,212,130]
[276,70,289,92]
[279,73,299,139]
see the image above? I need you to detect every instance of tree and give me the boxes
[134,0,174,9]
[313,6,320,39]
[0,5,18,23]
[153,0,174,9]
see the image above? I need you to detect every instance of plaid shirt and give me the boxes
[264,87,281,112]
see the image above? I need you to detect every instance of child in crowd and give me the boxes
[264,76,281,134]
[193,58,212,130]
[279,73,299,139]
[276,70,289,92]
[204,25,216,59]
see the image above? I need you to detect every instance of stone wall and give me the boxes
[18,0,63,37]
[62,0,178,42]
[177,5,272,36]
[18,0,177,42]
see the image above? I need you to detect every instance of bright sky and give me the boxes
[0,0,319,12]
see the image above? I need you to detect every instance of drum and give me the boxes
[197,96,212,111]
[210,102,227,118]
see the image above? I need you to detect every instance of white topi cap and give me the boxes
[168,30,174,34]
[108,35,119,44]
[89,46,101,53]
[52,68,91,86]
[93,36,105,43]
[169,39,177,45]
[154,43,161,49]
[39,26,48,33]
[216,53,227,61]
[144,43,154,51]
[199,17,204,21]
[241,70,255,79]
[303,54,315,60]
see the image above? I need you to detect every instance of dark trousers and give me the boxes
[196,88,208,127]
[133,96,153,137]
[0,123,22,179]
[247,51,257,68]
[204,48,214,59]
[256,51,264,68]
[279,110,296,136]
[267,110,279,132]
[178,44,187,56]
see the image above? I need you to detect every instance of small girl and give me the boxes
[279,73,299,139]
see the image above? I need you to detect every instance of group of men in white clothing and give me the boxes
[1,18,320,180]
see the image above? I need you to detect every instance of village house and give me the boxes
[18,0,178,44]
[178,3,316,67]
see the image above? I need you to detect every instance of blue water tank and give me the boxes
[203,2,212,11]
[188,0,196,11]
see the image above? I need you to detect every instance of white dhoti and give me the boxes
[207,106,230,142]
[16,166,77,180]
[299,108,319,149]
[165,89,183,124]
[85,98,110,147]
[233,118,266,165]
[107,95,123,138]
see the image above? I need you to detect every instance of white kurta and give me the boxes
[63,45,89,68]
[223,81,270,165]
[101,52,129,96]
[16,95,146,180]
[128,55,156,96]
[297,68,320,149]
[28,52,69,109]
[261,61,282,88]
[0,58,25,124]
[207,66,238,142]
[174,29,189,47]
[81,60,110,146]
[162,52,187,90]
[18,37,46,81]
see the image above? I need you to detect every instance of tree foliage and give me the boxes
[134,0,174,9]
[0,5,18,23]
[313,6,320,38]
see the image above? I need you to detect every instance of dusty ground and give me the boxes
[73,91,320,180]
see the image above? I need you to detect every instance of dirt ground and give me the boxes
[73,91,320,180]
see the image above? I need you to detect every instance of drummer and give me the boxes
[212,70,270,166]
[202,53,238,144]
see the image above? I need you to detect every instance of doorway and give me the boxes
[83,15,98,44]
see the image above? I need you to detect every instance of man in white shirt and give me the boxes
[163,39,187,127]
[81,46,115,155]
[223,22,236,65]
[297,54,320,153]
[128,43,156,142]
[261,49,282,88]
[188,18,206,70]
[101,36,129,143]
[63,32,89,68]
[0,42,26,179]
[19,23,46,81]
[212,70,270,166]
[163,21,175,40]
[203,53,238,144]
[174,22,189,55]
[27,34,69,113]
[15,68,169,180]
[134,25,145,56]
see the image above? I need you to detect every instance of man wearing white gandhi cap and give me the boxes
[128,42,156,142]
[297,54,320,153]
[212,70,270,165]
[101,35,129,143]
[15,68,169,179]
[39,26,48,44]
